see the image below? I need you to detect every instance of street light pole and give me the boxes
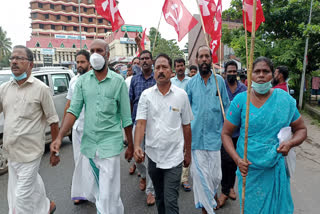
[299,0,313,109]
[78,0,82,50]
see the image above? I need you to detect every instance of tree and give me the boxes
[0,26,12,68]
[221,0,320,99]
[148,27,184,63]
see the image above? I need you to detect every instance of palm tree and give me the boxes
[0,26,12,62]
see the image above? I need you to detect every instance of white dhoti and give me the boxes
[191,150,222,214]
[7,156,50,214]
[89,154,124,214]
[71,128,97,202]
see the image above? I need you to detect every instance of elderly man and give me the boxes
[62,50,92,205]
[129,50,156,205]
[186,46,230,214]
[1,45,59,214]
[51,39,133,214]
[134,53,193,214]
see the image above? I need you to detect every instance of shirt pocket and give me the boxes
[20,100,40,120]
[101,96,117,115]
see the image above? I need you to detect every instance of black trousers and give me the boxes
[220,137,238,196]
[148,157,182,214]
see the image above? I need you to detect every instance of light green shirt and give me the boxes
[67,69,132,159]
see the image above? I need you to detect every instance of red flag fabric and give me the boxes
[199,0,217,36]
[141,28,146,51]
[208,0,222,63]
[209,38,220,63]
[162,0,198,41]
[95,0,125,32]
[242,0,265,32]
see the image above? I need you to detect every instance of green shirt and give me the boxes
[67,69,132,159]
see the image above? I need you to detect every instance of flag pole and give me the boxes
[241,0,257,213]
[196,0,226,119]
[152,10,163,57]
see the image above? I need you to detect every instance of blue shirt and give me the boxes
[225,80,247,137]
[186,72,230,151]
[129,72,156,124]
[171,75,191,91]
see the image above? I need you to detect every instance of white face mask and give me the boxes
[90,53,105,71]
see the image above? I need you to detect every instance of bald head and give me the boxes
[90,39,109,54]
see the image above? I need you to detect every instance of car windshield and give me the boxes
[0,74,11,85]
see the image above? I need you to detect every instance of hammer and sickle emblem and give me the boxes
[165,4,184,31]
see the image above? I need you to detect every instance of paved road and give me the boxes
[1,115,320,214]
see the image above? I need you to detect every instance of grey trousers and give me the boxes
[148,157,182,214]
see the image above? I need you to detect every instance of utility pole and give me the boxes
[78,0,82,50]
[299,0,313,109]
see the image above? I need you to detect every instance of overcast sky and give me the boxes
[0,0,231,49]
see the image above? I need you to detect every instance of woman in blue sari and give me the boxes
[221,57,307,214]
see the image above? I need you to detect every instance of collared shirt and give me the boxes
[225,80,247,137]
[67,69,132,159]
[125,75,133,93]
[129,72,156,124]
[67,74,85,132]
[273,82,288,92]
[0,75,59,162]
[171,75,191,91]
[136,84,193,169]
[186,72,230,151]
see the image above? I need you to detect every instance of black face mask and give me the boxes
[227,74,237,84]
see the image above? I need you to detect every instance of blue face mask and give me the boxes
[11,72,27,81]
[251,80,272,94]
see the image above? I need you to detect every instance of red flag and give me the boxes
[208,0,222,63]
[95,0,125,32]
[209,38,220,63]
[141,28,146,51]
[198,0,217,36]
[162,0,198,41]
[243,0,265,32]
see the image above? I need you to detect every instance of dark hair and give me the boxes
[196,45,212,58]
[132,56,139,63]
[253,56,274,73]
[76,49,90,62]
[276,65,289,80]
[154,53,172,68]
[140,50,152,60]
[174,58,185,67]
[13,45,33,62]
[189,65,197,71]
[224,60,238,72]
[127,64,132,69]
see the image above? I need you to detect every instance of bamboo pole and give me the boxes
[244,6,249,69]
[152,11,163,57]
[196,0,226,119]
[241,0,258,213]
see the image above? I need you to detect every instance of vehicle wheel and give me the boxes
[0,139,8,175]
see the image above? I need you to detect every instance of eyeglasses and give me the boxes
[9,56,29,62]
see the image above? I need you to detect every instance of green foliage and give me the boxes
[148,27,184,62]
[0,26,12,68]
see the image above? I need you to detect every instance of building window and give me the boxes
[62,25,66,30]
[73,26,78,31]
[60,43,65,48]
[84,7,87,12]
[56,15,61,20]
[38,51,41,61]
[66,54,69,61]
[62,5,66,10]
[98,19,103,23]
[51,25,55,30]
[48,42,53,48]
[39,24,44,29]
[126,44,129,56]
[38,3,43,8]
[130,45,134,56]
[67,16,72,21]
[88,0,93,3]
[88,18,93,22]
[73,6,77,12]
[44,14,49,19]
[72,44,76,48]
[31,13,37,19]
[33,51,37,61]
[36,42,40,48]
[83,44,88,49]
[104,28,108,33]
[50,4,54,9]
[84,27,88,32]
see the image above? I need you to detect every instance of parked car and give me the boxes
[0,67,75,175]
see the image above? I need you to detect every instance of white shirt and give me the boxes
[66,74,85,132]
[125,75,133,93]
[136,84,193,169]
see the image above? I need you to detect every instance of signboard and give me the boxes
[120,37,146,45]
[55,34,86,40]
[41,48,55,55]
[43,55,53,66]
[121,25,143,32]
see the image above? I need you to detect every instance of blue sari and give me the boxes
[226,89,300,214]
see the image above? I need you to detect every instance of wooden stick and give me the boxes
[152,10,163,57]
[244,5,249,69]
[196,0,226,119]
[241,0,258,213]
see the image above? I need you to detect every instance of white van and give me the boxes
[0,67,75,175]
